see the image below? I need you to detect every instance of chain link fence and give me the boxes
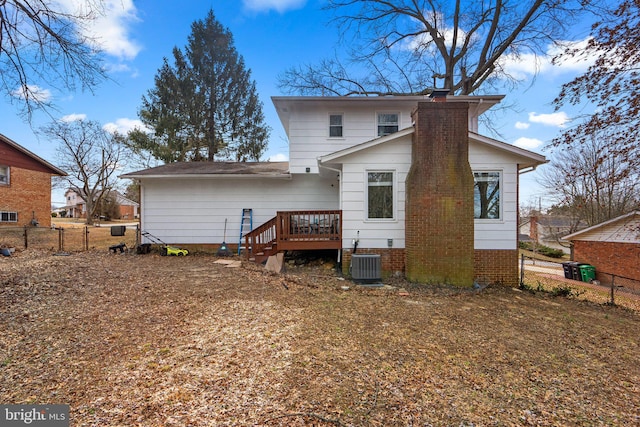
[519,254,640,312]
[0,225,138,254]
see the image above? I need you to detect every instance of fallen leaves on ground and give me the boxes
[1,250,639,426]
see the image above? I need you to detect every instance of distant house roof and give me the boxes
[120,162,291,179]
[563,211,640,243]
[0,132,66,176]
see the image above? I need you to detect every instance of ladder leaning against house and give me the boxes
[238,208,253,255]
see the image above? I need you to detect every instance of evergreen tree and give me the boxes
[128,9,269,163]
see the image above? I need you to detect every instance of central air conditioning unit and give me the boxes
[350,254,382,285]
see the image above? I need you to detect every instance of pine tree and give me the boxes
[129,9,269,163]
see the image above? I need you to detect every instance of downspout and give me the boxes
[318,162,343,270]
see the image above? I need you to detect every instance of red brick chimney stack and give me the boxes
[405,101,475,286]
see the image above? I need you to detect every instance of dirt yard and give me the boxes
[1,249,639,426]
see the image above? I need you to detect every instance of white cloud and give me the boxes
[11,85,52,102]
[103,118,148,134]
[513,137,544,150]
[59,0,141,60]
[60,113,87,122]
[268,153,289,162]
[515,121,530,130]
[499,37,595,79]
[528,111,569,128]
[243,0,306,13]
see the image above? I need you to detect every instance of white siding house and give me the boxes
[122,94,546,285]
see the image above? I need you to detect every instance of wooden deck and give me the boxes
[244,210,342,262]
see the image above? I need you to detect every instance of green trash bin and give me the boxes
[579,264,596,283]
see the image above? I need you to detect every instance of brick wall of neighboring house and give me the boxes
[120,205,136,219]
[0,166,52,228]
[474,249,519,287]
[573,240,640,289]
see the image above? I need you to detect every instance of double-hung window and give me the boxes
[377,113,399,136]
[0,211,18,222]
[367,171,394,219]
[329,114,343,137]
[473,171,501,219]
[0,165,9,185]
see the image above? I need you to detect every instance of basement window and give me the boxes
[0,165,9,185]
[474,171,501,219]
[367,171,394,219]
[0,211,18,222]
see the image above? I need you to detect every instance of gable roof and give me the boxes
[0,132,66,176]
[563,211,640,242]
[120,161,291,179]
[319,127,546,171]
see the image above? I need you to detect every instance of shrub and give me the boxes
[519,241,565,258]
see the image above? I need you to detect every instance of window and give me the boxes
[377,113,399,136]
[0,165,9,185]
[367,171,394,219]
[329,114,343,137]
[474,171,501,219]
[0,211,18,222]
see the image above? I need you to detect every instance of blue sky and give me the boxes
[1,0,595,207]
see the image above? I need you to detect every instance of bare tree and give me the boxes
[44,119,125,225]
[540,132,639,227]
[0,0,107,120]
[279,0,592,96]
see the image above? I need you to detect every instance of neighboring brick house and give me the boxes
[564,211,640,291]
[64,188,139,219]
[0,133,66,228]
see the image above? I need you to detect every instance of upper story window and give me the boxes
[329,114,343,137]
[474,171,501,220]
[367,171,394,219]
[0,165,9,185]
[0,211,18,222]
[377,113,399,136]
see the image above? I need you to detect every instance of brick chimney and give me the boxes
[405,101,474,286]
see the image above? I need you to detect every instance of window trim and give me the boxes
[0,211,18,223]
[0,165,9,186]
[473,170,503,221]
[376,112,400,137]
[365,169,396,221]
[328,113,344,138]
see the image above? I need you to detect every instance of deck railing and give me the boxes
[244,210,342,260]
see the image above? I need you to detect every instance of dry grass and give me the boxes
[1,250,639,426]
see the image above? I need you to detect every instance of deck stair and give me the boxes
[244,210,342,263]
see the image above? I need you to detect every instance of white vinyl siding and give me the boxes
[139,174,339,244]
[469,142,520,250]
[286,102,414,174]
[340,136,411,250]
